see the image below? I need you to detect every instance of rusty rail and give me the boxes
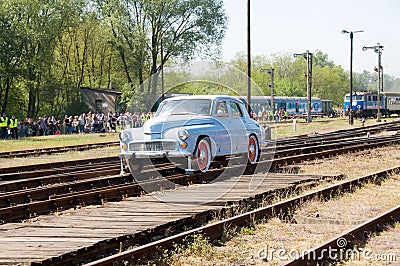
[84,166,400,266]
[0,141,119,159]
[283,205,400,265]
[1,133,399,223]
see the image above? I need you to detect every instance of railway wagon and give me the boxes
[344,91,384,118]
[382,91,400,116]
[344,90,400,118]
[248,96,324,117]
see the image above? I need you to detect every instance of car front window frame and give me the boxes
[155,99,212,117]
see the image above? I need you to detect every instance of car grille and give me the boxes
[129,141,177,152]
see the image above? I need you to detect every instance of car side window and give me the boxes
[215,101,229,117]
[229,101,243,117]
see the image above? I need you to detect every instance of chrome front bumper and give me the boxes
[119,150,192,159]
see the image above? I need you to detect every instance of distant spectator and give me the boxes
[9,115,18,139]
[78,114,86,134]
[64,115,72,134]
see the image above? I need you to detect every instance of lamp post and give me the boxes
[381,65,384,92]
[246,0,251,114]
[260,67,275,115]
[160,39,165,101]
[341,30,363,125]
[362,43,384,122]
[293,50,313,123]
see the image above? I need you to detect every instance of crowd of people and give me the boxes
[0,111,154,140]
[0,107,346,140]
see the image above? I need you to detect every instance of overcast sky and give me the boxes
[221,0,400,78]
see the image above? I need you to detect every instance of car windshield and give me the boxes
[155,99,212,117]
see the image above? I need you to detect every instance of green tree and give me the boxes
[0,0,85,118]
[95,0,228,109]
[313,50,334,68]
[0,2,26,115]
[313,65,348,106]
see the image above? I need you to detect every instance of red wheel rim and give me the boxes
[248,136,257,163]
[197,140,209,171]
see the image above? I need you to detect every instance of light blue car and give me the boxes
[119,95,269,174]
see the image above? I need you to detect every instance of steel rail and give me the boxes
[283,205,400,265]
[0,119,397,175]
[0,162,119,191]
[273,119,400,146]
[1,119,399,162]
[84,166,400,266]
[34,173,336,266]
[271,134,400,159]
[1,133,399,223]
[0,166,227,222]
[0,141,119,159]
[0,170,130,207]
[0,156,120,175]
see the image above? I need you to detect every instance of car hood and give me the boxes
[143,115,214,134]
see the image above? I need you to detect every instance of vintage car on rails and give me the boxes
[119,95,270,175]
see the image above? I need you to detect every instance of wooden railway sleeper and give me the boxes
[24,194,32,203]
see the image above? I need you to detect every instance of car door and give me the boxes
[213,100,232,154]
[228,100,248,153]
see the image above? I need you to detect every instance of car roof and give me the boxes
[164,95,242,102]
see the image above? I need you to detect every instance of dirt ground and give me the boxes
[164,144,400,266]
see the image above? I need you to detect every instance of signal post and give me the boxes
[294,50,313,123]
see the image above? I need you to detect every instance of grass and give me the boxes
[159,144,400,266]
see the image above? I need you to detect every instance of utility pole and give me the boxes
[306,50,312,123]
[363,43,384,122]
[342,30,363,125]
[294,50,313,123]
[260,67,274,114]
[161,39,165,101]
[246,0,251,114]
[381,66,384,92]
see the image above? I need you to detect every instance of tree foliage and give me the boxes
[223,51,388,107]
[94,0,228,107]
[0,0,397,118]
[0,0,227,117]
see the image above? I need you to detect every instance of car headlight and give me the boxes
[119,131,130,142]
[178,128,189,140]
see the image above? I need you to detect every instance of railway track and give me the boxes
[272,119,400,147]
[0,141,118,159]
[85,166,400,266]
[2,172,341,265]
[1,128,399,223]
[284,205,400,265]
[0,121,399,265]
[1,119,399,160]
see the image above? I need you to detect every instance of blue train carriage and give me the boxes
[283,97,322,117]
[248,96,323,118]
[344,91,384,118]
[382,91,400,116]
[344,91,365,116]
[247,96,289,117]
[247,96,271,116]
